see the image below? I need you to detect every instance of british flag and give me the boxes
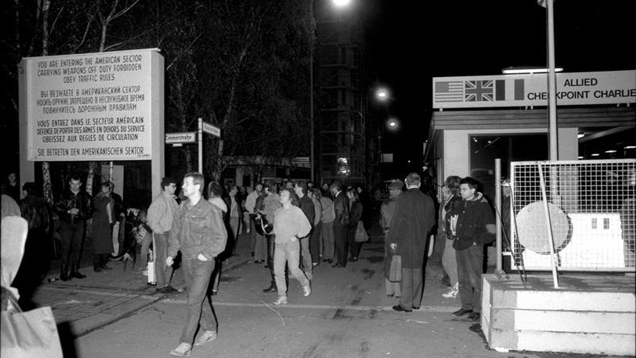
[465,80,494,102]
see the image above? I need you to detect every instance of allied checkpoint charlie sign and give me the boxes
[433,70,636,109]
[20,48,164,161]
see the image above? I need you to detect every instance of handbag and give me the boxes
[1,291,63,358]
[388,250,402,282]
[354,221,369,243]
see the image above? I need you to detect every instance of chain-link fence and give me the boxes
[509,159,635,272]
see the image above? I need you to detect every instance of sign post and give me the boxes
[197,118,222,174]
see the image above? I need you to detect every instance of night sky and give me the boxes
[363,0,635,169]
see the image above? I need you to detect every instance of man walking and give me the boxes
[147,177,180,294]
[388,173,435,312]
[166,172,227,357]
[448,176,496,321]
[330,181,349,268]
[53,174,93,281]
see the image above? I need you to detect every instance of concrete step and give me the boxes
[482,274,636,356]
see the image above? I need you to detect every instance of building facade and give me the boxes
[313,2,368,187]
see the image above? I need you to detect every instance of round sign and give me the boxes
[515,201,571,255]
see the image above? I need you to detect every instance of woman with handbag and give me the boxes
[346,187,364,262]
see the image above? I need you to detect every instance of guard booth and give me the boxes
[425,70,636,356]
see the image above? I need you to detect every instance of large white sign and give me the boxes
[22,48,161,161]
[433,70,636,109]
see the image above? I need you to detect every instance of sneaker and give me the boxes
[273,296,287,305]
[302,283,311,297]
[169,342,192,357]
[194,330,217,346]
[442,283,458,299]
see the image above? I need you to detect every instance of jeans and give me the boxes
[456,244,484,313]
[266,234,275,282]
[441,235,458,286]
[179,257,217,344]
[299,237,313,279]
[321,221,334,260]
[274,240,309,297]
[154,232,172,288]
[140,232,152,267]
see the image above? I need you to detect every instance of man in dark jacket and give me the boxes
[52,174,93,281]
[447,176,496,321]
[294,180,315,279]
[387,173,436,312]
[330,181,349,268]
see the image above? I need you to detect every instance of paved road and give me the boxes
[26,225,629,358]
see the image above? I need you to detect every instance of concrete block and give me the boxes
[489,308,635,334]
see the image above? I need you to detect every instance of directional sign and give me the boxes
[166,132,196,144]
[202,122,221,138]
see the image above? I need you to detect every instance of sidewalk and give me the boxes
[31,229,256,337]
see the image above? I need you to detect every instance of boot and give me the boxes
[70,264,86,279]
[100,254,112,270]
[262,281,277,293]
[60,264,70,281]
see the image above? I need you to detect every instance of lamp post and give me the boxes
[310,5,315,181]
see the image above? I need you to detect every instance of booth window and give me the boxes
[470,134,548,199]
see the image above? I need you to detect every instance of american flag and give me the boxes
[465,80,494,102]
[434,81,463,102]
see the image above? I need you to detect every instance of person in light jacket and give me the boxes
[271,188,312,306]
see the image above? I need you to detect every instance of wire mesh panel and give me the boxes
[510,159,636,272]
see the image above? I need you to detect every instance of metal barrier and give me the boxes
[508,159,635,273]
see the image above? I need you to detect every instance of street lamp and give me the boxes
[387,117,399,130]
[375,87,390,102]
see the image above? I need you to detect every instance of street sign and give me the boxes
[165,132,196,144]
[202,122,221,137]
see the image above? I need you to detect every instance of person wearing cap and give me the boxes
[147,176,180,294]
[387,173,436,312]
[381,179,403,298]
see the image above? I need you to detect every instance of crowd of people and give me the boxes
[2,169,500,357]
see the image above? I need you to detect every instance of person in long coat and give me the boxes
[387,173,435,312]
[92,182,114,272]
